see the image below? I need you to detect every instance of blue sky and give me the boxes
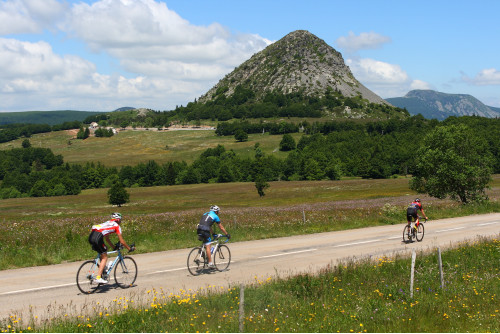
[1,0,499,112]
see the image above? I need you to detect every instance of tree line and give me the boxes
[0,115,498,202]
[0,121,82,143]
[163,86,408,123]
[0,88,409,144]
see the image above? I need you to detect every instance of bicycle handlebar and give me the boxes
[113,242,136,251]
[211,234,230,242]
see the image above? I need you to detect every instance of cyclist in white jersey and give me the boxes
[88,213,134,284]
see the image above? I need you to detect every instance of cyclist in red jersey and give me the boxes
[88,213,135,284]
[406,198,428,232]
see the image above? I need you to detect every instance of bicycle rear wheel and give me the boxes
[415,223,425,241]
[214,245,231,272]
[402,225,412,243]
[76,260,100,294]
[114,256,138,288]
[187,247,205,276]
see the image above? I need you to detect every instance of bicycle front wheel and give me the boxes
[114,256,138,289]
[76,260,100,294]
[214,245,231,272]
[187,247,205,276]
[403,225,412,243]
[416,223,425,241]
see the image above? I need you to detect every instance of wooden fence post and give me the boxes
[437,247,444,288]
[302,209,306,224]
[410,250,416,298]
[239,284,245,332]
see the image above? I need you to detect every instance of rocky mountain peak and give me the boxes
[385,89,500,120]
[198,30,388,105]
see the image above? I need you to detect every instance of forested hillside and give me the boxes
[1,115,498,199]
[0,110,105,125]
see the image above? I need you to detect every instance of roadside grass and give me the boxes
[0,176,499,270]
[0,128,302,166]
[5,237,498,333]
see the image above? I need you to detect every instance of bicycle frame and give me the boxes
[202,238,220,255]
[93,247,123,278]
[187,234,230,276]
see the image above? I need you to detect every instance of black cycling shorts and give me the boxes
[197,228,213,244]
[406,207,418,222]
[88,230,107,254]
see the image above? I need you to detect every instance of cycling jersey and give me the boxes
[407,201,423,221]
[91,219,122,236]
[197,211,221,231]
[408,201,423,211]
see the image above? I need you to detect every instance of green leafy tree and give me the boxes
[217,162,235,183]
[410,124,493,203]
[165,162,178,185]
[234,129,248,142]
[255,175,270,197]
[47,183,67,197]
[30,179,49,197]
[77,127,90,139]
[61,176,81,195]
[108,182,130,207]
[22,139,31,148]
[77,127,85,139]
[279,133,296,151]
[180,166,201,184]
[302,158,325,180]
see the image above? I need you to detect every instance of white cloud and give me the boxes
[410,79,432,90]
[0,0,272,111]
[462,68,500,86]
[0,38,177,111]
[346,58,408,84]
[346,57,431,98]
[336,31,391,53]
[0,0,66,34]
[63,0,270,75]
[0,38,94,84]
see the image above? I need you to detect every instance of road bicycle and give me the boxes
[403,218,426,243]
[76,242,137,294]
[187,234,231,276]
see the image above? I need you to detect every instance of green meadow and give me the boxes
[0,176,499,270]
[0,128,302,166]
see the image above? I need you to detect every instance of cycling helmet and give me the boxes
[111,212,122,220]
[210,205,220,213]
[415,198,421,202]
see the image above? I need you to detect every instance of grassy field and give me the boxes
[0,128,303,166]
[4,237,498,332]
[0,176,499,270]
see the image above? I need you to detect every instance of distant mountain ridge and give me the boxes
[386,90,500,120]
[198,30,389,106]
[0,110,106,126]
[0,108,135,126]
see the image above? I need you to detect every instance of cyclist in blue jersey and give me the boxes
[197,205,230,269]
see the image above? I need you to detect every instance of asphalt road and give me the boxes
[0,213,498,322]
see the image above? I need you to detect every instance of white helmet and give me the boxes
[210,205,220,213]
[111,212,122,220]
